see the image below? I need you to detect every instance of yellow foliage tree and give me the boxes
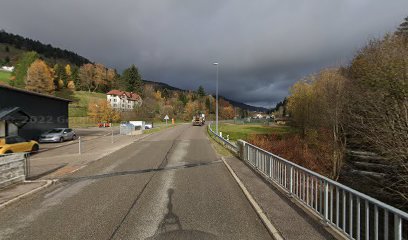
[57,79,64,89]
[65,64,71,77]
[25,59,54,94]
[88,100,121,123]
[67,81,75,90]
[221,106,235,119]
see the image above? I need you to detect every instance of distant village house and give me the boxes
[106,90,142,111]
[1,66,14,72]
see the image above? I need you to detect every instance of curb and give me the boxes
[0,180,55,210]
[221,157,284,240]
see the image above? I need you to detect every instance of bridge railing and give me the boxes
[207,124,408,239]
[207,123,238,154]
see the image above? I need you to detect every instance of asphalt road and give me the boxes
[0,124,271,240]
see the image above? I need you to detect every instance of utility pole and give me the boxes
[213,62,219,134]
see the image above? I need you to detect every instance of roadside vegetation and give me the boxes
[206,127,234,157]
[216,123,297,142]
[251,17,408,209]
[0,70,10,84]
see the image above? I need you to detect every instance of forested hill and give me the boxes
[145,80,268,112]
[0,30,268,112]
[0,30,90,66]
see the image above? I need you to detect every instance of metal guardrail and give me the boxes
[0,153,30,188]
[242,141,408,240]
[207,123,238,154]
[207,124,408,239]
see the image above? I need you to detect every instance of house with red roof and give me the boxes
[106,90,142,111]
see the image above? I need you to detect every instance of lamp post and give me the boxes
[213,62,219,134]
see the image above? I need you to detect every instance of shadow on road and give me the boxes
[147,188,218,240]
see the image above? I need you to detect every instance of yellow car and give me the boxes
[0,136,39,154]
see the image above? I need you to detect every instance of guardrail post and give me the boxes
[324,181,329,223]
[394,214,402,240]
[78,136,82,155]
[24,153,30,179]
[289,166,293,196]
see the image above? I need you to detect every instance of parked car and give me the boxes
[39,128,76,143]
[98,123,111,128]
[0,136,39,154]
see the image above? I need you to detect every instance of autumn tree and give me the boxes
[79,63,96,92]
[25,59,54,94]
[184,101,199,121]
[287,69,347,179]
[94,63,108,92]
[65,64,72,77]
[346,34,408,200]
[106,68,118,90]
[88,100,120,123]
[11,51,38,87]
[220,105,235,119]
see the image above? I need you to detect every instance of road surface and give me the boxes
[0,124,271,239]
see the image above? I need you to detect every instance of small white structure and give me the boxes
[129,121,145,130]
[106,90,142,111]
[1,66,14,72]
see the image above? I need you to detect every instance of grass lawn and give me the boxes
[214,123,297,142]
[54,90,106,128]
[55,90,107,117]
[0,71,11,84]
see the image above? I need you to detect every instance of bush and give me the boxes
[247,132,334,178]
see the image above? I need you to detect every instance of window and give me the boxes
[6,136,26,144]
[114,104,117,107]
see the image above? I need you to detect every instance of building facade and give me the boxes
[0,85,71,140]
[106,90,142,111]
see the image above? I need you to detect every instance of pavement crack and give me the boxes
[58,160,222,183]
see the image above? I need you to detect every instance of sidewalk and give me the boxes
[224,156,339,240]
[0,128,155,210]
[0,181,51,208]
[29,133,146,179]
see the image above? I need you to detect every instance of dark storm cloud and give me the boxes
[1,0,407,107]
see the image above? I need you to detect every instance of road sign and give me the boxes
[164,115,169,120]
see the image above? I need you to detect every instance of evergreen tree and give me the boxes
[178,92,188,106]
[71,66,81,90]
[122,64,142,94]
[162,88,170,99]
[397,16,408,38]
[11,51,38,87]
[197,85,206,97]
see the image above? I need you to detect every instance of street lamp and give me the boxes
[213,62,219,134]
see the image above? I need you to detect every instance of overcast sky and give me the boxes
[1,0,407,107]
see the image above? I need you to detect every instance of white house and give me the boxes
[106,90,142,111]
[1,66,14,72]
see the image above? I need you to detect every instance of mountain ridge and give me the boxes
[1,30,268,112]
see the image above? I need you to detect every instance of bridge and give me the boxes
[0,124,406,239]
